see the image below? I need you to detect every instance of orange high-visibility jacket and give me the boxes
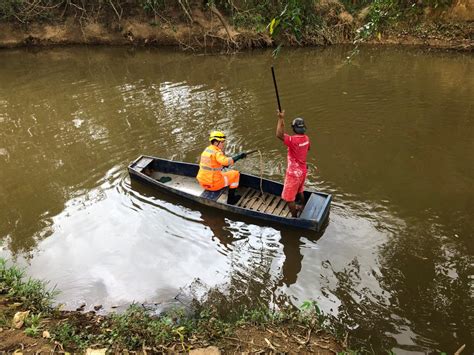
[196,145,234,189]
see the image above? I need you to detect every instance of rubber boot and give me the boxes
[227,189,241,205]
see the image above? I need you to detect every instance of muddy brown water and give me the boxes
[0,46,472,353]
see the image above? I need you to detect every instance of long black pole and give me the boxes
[271,66,282,113]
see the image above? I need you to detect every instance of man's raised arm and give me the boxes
[276,110,285,141]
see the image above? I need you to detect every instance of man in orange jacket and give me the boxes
[196,131,247,204]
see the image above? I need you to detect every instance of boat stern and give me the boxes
[299,192,332,231]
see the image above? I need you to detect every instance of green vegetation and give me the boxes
[212,0,455,42]
[0,0,58,22]
[0,258,57,313]
[0,0,21,20]
[0,312,9,328]
[353,0,455,39]
[0,258,343,352]
[48,301,338,351]
[0,0,467,51]
[140,0,166,13]
[0,0,456,40]
[52,322,94,350]
[24,312,43,337]
[214,0,318,38]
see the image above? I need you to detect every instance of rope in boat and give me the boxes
[243,149,265,206]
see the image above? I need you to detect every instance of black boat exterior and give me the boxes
[128,155,331,231]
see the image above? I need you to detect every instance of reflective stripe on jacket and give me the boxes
[196,145,234,188]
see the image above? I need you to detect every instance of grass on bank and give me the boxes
[0,258,344,352]
[0,258,57,313]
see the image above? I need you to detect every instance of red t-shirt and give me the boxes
[283,133,310,177]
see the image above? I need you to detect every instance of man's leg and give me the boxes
[223,170,241,204]
[227,188,240,205]
[296,173,307,207]
[297,192,305,206]
[287,201,299,217]
[282,174,300,217]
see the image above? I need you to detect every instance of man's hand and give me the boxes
[277,110,285,120]
[232,152,247,162]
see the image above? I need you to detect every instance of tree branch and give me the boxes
[208,4,237,46]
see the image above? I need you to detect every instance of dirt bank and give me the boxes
[0,1,472,51]
[0,5,272,51]
[366,22,473,51]
[0,20,271,50]
[0,295,343,353]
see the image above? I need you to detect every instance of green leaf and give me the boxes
[301,300,312,310]
[293,15,302,27]
[314,303,321,315]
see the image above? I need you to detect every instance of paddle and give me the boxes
[271,66,281,113]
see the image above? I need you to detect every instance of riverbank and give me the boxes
[0,259,344,353]
[0,0,472,51]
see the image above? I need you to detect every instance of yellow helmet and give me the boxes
[209,130,226,142]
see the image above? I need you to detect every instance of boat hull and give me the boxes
[128,155,331,231]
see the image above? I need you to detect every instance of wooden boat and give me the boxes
[128,155,332,231]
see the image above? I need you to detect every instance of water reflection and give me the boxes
[200,212,234,253]
[125,180,311,312]
[0,46,472,353]
[278,232,304,287]
[376,217,473,353]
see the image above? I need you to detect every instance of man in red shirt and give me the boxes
[276,110,311,217]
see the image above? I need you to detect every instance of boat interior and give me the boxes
[142,167,297,218]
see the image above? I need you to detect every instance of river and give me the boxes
[0,46,472,353]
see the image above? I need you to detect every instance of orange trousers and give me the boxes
[199,170,240,191]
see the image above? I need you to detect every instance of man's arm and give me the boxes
[215,151,233,166]
[276,110,285,141]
